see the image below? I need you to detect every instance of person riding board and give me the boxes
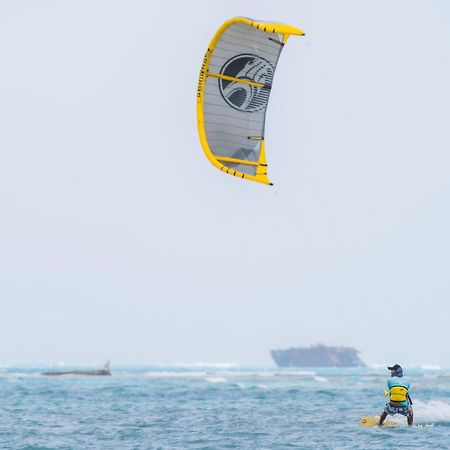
[378,364,413,426]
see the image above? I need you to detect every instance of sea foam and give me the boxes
[414,400,450,423]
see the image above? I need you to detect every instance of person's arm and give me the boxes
[384,379,390,397]
[408,393,413,405]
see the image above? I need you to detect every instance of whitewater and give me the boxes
[1,365,449,449]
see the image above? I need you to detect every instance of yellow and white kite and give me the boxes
[197,17,304,185]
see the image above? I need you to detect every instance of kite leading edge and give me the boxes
[197,17,304,185]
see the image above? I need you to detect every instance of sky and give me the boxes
[1,0,449,366]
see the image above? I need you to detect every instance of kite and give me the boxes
[197,17,304,185]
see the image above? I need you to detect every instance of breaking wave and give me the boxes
[414,400,450,424]
[420,364,443,371]
[205,377,228,383]
[155,362,239,369]
[144,371,208,378]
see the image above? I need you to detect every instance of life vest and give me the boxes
[389,385,408,403]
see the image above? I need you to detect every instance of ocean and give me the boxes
[1,365,449,449]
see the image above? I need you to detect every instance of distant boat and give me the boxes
[271,344,365,367]
[42,361,111,376]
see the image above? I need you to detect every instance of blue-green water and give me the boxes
[1,365,450,449]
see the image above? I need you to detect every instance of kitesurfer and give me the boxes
[378,364,413,426]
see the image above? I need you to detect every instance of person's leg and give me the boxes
[378,411,388,426]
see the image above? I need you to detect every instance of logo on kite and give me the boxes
[218,54,274,113]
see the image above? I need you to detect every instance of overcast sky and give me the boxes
[1,0,449,366]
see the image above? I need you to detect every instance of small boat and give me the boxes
[42,361,111,376]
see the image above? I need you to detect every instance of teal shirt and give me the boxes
[387,376,411,406]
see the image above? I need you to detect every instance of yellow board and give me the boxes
[359,416,398,428]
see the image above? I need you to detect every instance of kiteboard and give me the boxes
[359,416,398,428]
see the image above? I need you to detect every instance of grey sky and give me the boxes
[1,0,449,366]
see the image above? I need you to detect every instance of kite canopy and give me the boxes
[197,17,304,185]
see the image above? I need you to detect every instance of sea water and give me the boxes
[1,365,450,449]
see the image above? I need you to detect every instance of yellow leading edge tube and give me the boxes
[197,17,304,185]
